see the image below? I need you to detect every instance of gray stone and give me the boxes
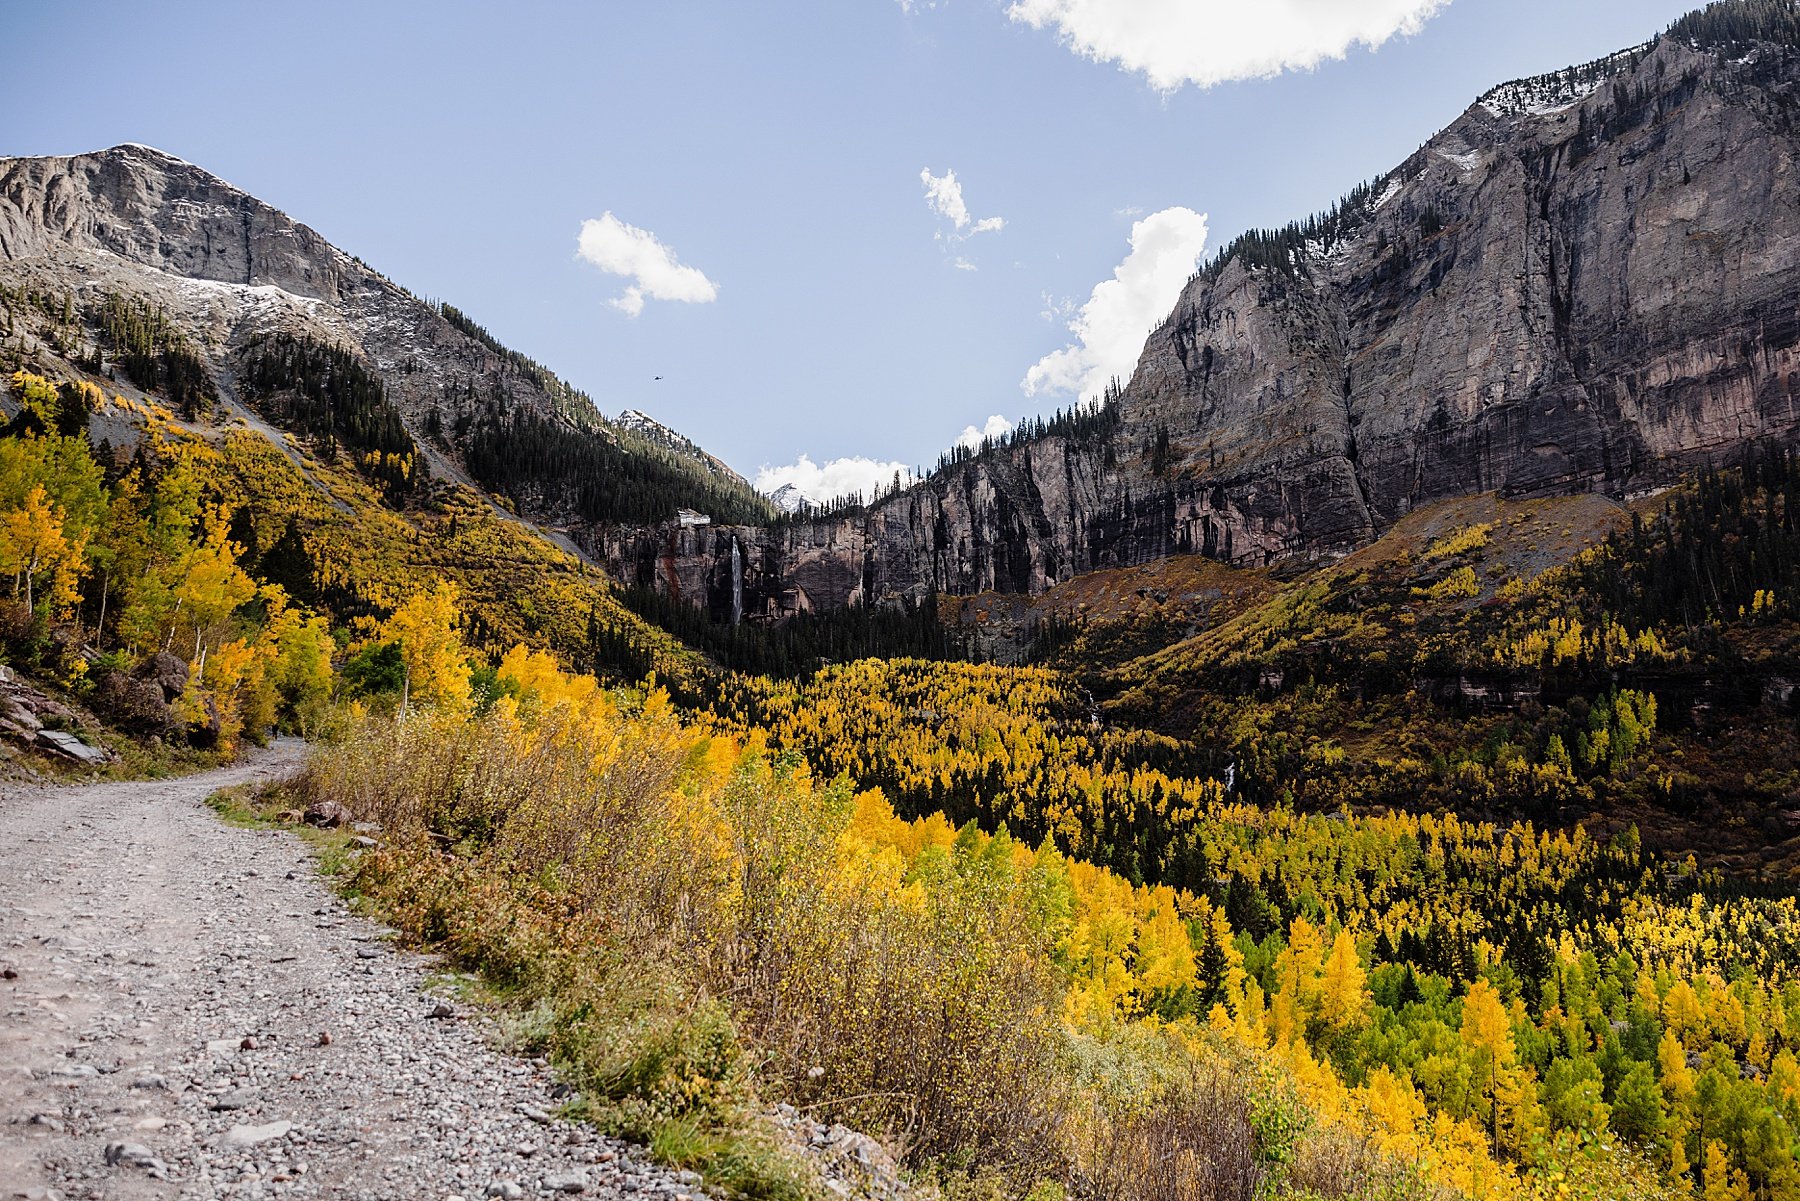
[35,730,108,765]
[103,1142,164,1171]
[133,652,190,702]
[209,1087,260,1111]
[47,1063,99,1078]
[220,1120,292,1147]
[540,1172,588,1194]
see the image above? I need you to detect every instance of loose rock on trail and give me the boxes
[0,741,703,1201]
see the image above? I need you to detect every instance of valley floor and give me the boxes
[0,745,694,1201]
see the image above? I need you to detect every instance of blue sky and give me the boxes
[9,0,1696,499]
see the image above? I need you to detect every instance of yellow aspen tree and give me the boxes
[1208,905,1246,998]
[1317,928,1369,1031]
[1663,979,1707,1050]
[1460,977,1516,1159]
[264,602,335,726]
[197,636,267,751]
[1235,979,1270,1048]
[1461,978,1516,1073]
[1272,915,1326,1044]
[1702,1140,1733,1201]
[1134,890,1197,999]
[171,506,256,658]
[0,484,84,617]
[1669,1136,1690,1184]
[381,579,472,712]
[1495,1066,1547,1160]
[1771,1049,1800,1108]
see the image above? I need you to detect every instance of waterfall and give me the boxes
[729,534,744,626]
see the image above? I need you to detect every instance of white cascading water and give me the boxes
[729,534,743,626]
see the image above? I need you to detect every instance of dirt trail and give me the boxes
[0,743,696,1201]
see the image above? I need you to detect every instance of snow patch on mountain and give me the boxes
[615,407,688,444]
[1477,44,1649,119]
[767,483,811,513]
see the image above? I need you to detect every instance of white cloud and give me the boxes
[956,414,1015,449]
[1023,206,1209,401]
[920,168,971,228]
[755,454,915,506]
[920,168,1005,240]
[756,415,1018,506]
[576,213,718,317]
[1007,0,1451,91]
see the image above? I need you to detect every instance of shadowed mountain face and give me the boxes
[602,26,1800,623]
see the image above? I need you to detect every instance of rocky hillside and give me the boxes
[604,3,1800,622]
[0,143,768,527]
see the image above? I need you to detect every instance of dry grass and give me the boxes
[1079,1070,1263,1201]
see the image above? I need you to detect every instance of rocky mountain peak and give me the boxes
[0,143,351,302]
[765,483,811,513]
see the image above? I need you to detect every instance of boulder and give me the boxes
[304,800,352,828]
[133,651,189,703]
[91,669,176,737]
[185,693,222,749]
[37,729,110,765]
[219,1120,291,1148]
[0,698,41,731]
[103,1141,164,1171]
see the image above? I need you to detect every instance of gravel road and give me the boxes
[0,741,700,1201]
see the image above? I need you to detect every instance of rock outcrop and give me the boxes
[0,666,114,764]
[1129,37,1800,557]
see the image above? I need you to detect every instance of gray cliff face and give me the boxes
[592,430,1296,621]
[0,146,348,302]
[1131,39,1800,557]
[605,36,1800,619]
